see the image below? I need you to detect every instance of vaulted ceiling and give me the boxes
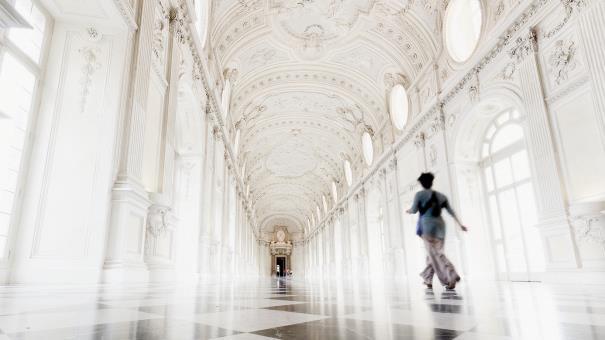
[209,0,442,238]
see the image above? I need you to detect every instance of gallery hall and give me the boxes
[0,0,604,339]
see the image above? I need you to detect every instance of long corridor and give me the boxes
[0,278,604,340]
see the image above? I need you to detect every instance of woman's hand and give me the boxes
[460,225,468,232]
[405,209,412,214]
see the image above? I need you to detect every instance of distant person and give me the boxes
[406,172,468,290]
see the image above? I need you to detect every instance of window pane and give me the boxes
[517,183,545,272]
[491,124,523,154]
[8,0,47,63]
[0,236,7,256]
[389,84,409,130]
[516,183,537,227]
[496,112,510,125]
[445,0,482,62]
[0,53,36,121]
[0,212,9,236]
[511,150,531,181]
[481,143,490,158]
[362,132,373,165]
[499,188,527,273]
[485,125,497,140]
[484,166,494,192]
[0,190,15,214]
[495,243,507,275]
[499,189,521,238]
[488,195,501,240]
[494,158,513,188]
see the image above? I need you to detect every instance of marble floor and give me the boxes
[0,277,603,340]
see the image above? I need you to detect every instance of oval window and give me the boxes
[331,181,338,203]
[344,160,353,186]
[389,84,409,130]
[362,132,374,166]
[234,129,240,154]
[221,79,231,117]
[444,0,483,63]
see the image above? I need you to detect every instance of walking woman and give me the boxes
[406,172,468,290]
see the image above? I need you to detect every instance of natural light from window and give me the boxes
[444,0,483,63]
[0,0,48,258]
[362,132,373,166]
[344,160,352,186]
[389,84,409,130]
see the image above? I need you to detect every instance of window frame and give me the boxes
[0,0,53,261]
[479,110,539,281]
[443,0,484,64]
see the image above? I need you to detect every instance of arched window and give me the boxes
[362,132,374,166]
[331,181,338,203]
[316,205,322,222]
[481,109,544,280]
[444,0,483,63]
[389,84,409,130]
[194,0,209,48]
[0,0,50,259]
[343,159,353,186]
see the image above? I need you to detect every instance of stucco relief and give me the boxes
[152,3,168,66]
[147,205,171,237]
[547,39,577,86]
[78,46,102,114]
[266,136,318,178]
[268,0,375,59]
[571,215,605,253]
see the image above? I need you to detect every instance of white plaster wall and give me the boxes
[10,22,128,283]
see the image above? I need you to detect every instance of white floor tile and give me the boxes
[0,309,162,333]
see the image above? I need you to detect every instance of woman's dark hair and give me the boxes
[418,172,435,189]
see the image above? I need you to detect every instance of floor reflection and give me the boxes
[0,278,603,339]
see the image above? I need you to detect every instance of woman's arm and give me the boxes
[406,192,420,214]
[444,199,468,231]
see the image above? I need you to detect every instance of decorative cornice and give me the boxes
[303,0,554,242]
[542,0,586,39]
[176,0,259,237]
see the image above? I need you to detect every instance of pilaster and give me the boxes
[512,29,579,271]
[578,1,605,153]
[103,0,158,283]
